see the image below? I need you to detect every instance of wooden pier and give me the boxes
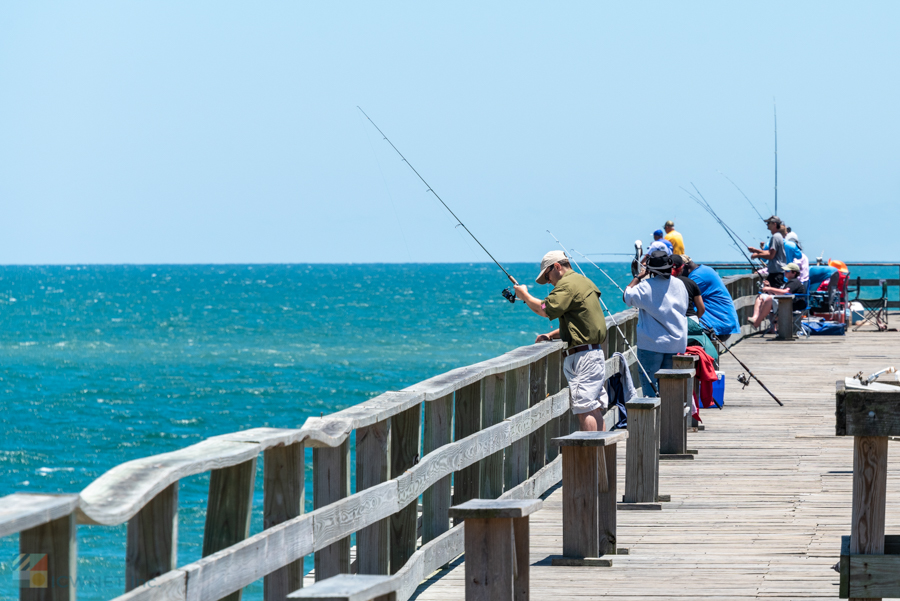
[412,331,900,601]
[2,272,898,601]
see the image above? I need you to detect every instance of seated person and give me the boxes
[748,263,807,328]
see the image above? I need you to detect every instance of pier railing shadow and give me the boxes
[0,272,763,601]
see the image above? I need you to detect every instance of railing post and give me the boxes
[529,356,548,475]
[622,398,661,509]
[775,295,795,340]
[314,441,350,580]
[203,458,258,601]
[505,365,530,489]
[453,381,482,513]
[448,499,541,601]
[672,354,702,431]
[656,369,696,460]
[422,393,452,544]
[17,495,79,601]
[264,442,305,599]
[481,374,506,498]
[550,430,628,566]
[545,349,562,461]
[356,422,390,575]
[390,405,420,573]
[126,482,178,592]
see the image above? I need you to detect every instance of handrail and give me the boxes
[0,271,765,601]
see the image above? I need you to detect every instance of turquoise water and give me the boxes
[0,262,635,600]
[0,261,894,599]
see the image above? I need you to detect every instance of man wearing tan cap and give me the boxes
[513,251,609,431]
[663,220,685,255]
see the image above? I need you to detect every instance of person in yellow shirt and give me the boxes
[664,220,685,255]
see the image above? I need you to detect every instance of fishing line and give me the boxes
[717,171,768,221]
[358,107,517,286]
[357,111,413,261]
[548,231,659,396]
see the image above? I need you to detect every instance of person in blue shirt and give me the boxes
[681,257,741,342]
[647,229,673,255]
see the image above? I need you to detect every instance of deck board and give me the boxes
[410,331,900,600]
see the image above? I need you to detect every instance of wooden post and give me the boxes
[313,441,350,581]
[529,356,548,476]
[481,374,507,498]
[264,443,305,599]
[849,436,889,601]
[356,422,390,575]
[203,458,258,601]
[672,354,702,431]
[545,350,562,461]
[775,294,794,340]
[622,398,661,509]
[453,381,482,512]
[126,482,178,592]
[390,404,420,573]
[656,369,695,460]
[448,499,541,601]
[504,365,530,490]
[550,430,628,566]
[423,394,452,544]
[19,513,77,601]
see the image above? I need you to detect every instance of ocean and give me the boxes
[0,262,895,599]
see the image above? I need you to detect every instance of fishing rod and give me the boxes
[583,252,636,257]
[547,232,658,396]
[706,329,783,406]
[570,245,638,294]
[773,99,778,216]
[717,171,768,222]
[357,107,520,303]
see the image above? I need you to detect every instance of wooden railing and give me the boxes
[0,272,765,601]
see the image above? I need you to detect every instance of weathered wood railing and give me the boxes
[0,271,764,601]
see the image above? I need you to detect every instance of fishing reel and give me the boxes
[737,372,751,389]
[501,287,517,303]
[630,239,643,278]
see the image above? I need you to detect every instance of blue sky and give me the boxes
[0,2,897,265]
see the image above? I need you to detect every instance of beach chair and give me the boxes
[793,280,812,338]
[849,276,888,332]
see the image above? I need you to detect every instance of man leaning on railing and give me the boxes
[513,250,609,432]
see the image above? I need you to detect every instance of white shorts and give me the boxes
[563,348,609,415]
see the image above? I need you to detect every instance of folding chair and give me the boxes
[793,280,812,338]
[849,276,889,332]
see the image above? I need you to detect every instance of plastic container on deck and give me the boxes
[711,371,725,407]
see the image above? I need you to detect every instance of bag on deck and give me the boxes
[801,318,845,336]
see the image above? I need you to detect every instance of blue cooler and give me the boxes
[711,371,725,407]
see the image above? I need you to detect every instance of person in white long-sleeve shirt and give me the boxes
[623,250,689,396]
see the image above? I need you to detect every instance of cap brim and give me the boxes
[536,268,549,285]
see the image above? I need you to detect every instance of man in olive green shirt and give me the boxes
[513,250,609,431]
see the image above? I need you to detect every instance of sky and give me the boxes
[0,2,897,265]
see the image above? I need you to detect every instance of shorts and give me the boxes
[563,348,609,415]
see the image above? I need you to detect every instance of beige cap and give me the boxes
[664,220,675,228]
[785,262,800,272]
[681,254,692,265]
[536,250,567,285]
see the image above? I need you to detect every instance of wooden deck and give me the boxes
[412,331,900,600]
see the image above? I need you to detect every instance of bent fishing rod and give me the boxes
[705,329,783,406]
[358,107,519,303]
[717,171,768,222]
[547,231,658,396]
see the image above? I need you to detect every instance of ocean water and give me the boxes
[0,261,894,599]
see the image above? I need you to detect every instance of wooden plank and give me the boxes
[546,350,562,461]
[529,356,548,476]
[314,441,351,581]
[481,373,506,499]
[504,365,530,489]
[288,574,395,601]
[126,482,178,592]
[848,554,900,599]
[447,499,541,520]
[624,399,659,504]
[78,439,261,526]
[202,458,257,601]
[422,394,452,545]
[20,513,76,601]
[850,436,888,557]
[0,493,79,539]
[264,442,305,600]
[462,518,515,601]
[775,294,794,340]
[598,442,617,556]
[110,569,186,601]
[356,422,390,576]
[453,381,482,511]
[390,405,420,574]
[658,371,692,455]
[836,381,900,437]
[513,516,529,601]
[561,445,599,559]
